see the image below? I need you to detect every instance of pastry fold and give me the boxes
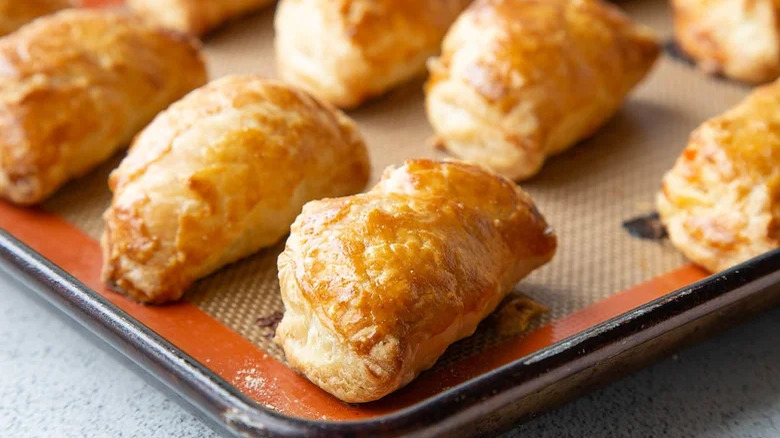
[275,0,473,108]
[276,159,556,403]
[657,79,780,273]
[425,0,659,181]
[127,0,275,35]
[672,0,780,83]
[0,0,71,36]
[0,9,206,205]
[102,76,370,304]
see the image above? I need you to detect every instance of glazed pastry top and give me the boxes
[286,159,555,358]
[429,0,658,121]
[103,76,370,303]
[0,9,205,204]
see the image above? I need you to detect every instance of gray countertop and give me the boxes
[1,270,778,438]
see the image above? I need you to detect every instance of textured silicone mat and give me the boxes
[40,0,746,369]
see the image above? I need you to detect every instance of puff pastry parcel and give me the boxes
[275,0,473,108]
[276,159,557,402]
[0,0,72,36]
[0,10,206,205]
[657,80,780,273]
[671,0,780,83]
[126,0,275,35]
[102,76,370,304]
[425,0,660,181]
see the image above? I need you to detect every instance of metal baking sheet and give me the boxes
[1,0,778,436]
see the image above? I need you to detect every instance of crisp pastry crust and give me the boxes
[657,79,780,273]
[102,76,371,304]
[275,159,556,403]
[126,0,275,35]
[671,0,780,84]
[0,0,71,36]
[275,0,473,108]
[425,0,660,181]
[0,9,206,205]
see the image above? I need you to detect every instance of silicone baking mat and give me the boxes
[0,0,772,425]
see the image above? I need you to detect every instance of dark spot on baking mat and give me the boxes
[256,311,283,338]
[623,212,667,240]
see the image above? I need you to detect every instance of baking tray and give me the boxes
[1,0,779,436]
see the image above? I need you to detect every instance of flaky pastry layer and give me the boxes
[127,0,275,35]
[102,76,370,304]
[275,0,472,108]
[276,159,556,402]
[657,79,780,273]
[0,9,206,205]
[672,0,780,83]
[425,0,659,180]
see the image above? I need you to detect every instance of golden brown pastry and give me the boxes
[657,79,780,273]
[425,0,660,181]
[0,9,206,206]
[275,159,556,403]
[0,0,72,36]
[671,0,780,83]
[126,0,275,35]
[274,0,473,108]
[102,76,371,304]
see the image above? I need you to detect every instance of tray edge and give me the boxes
[1,228,778,438]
